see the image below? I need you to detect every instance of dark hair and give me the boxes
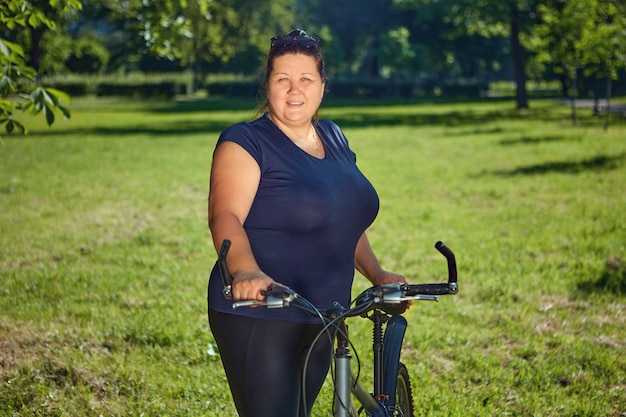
[257,29,328,115]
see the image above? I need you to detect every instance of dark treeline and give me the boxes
[3,0,626,108]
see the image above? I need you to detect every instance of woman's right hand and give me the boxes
[231,271,276,301]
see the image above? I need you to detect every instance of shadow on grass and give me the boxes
[325,109,567,131]
[24,105,546,139]
[135,96,565,129]
[18,96,625,139]
[576,256,626,297]
[149,96,259,113]
[21,120,236,139]
[488,153,625,176]
[498,134,584,146]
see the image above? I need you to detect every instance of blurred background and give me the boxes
[3,0,626,112]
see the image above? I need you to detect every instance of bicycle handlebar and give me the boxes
[217,239,458,313]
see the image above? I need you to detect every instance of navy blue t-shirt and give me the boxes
[208,114,379,322]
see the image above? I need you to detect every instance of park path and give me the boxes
[564,98,626,116]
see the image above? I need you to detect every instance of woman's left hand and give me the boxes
[370,269,407,286]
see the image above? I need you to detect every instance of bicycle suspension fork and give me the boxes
[333,319,391,417]
[333,321,358,417]
[372,311,386,399]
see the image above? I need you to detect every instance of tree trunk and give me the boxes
[559,72,568,96]
[28,26,46,73]
[510,5,529,109]
[570,74,578,126]
[593,78,600,115]
[604,78,612,132]
[192,58,202,95]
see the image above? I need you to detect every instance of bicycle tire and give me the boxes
[393,362,414,417]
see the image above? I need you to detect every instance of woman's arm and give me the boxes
[354,232,406,286]
[208,141,275,301]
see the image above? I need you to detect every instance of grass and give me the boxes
[1,95,625,416]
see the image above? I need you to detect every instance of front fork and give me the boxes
[333,314,407,417]
[333,324,359,417]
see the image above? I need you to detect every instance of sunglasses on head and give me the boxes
[271,29,319,48]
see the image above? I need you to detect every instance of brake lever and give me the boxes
[232,284,298,309]
[378,289,439,303]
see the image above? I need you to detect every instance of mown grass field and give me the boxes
[1,96,625,416]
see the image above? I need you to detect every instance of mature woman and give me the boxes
[207,29,405,417]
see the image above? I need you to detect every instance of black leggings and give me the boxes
[208,309,332,417]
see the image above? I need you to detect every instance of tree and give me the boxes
[395,0,540,109]
[379,27,424,78]
[135,0,297,92]
[390,0,510,94]
[298,0,400,77]
[1,0,82,137]
[535,0,594,124]
[534,0,626,127]
[579,0,626,130]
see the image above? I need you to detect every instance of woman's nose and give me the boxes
[287,82,301,94]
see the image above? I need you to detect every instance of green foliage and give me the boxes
[23,87,71,125]
[379,27,421,78]
[4,0,620,112]
[130,0,297,92]
[1,0,65,30]
[530,0,626,87]
[0,96,624,416]
[535,0,595,80]
[392,0,535,109]
[578,0,626,80]
[0,0,81,137]
[65,36,111,74]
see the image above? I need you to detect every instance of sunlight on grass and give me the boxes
[1,96,625,416]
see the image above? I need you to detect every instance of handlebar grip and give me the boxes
[218,239,233,299]
[435,241,457,284]
[405,283,457,296]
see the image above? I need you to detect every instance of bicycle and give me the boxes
[217,239,458,417]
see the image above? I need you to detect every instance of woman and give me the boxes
[207,29,406,417]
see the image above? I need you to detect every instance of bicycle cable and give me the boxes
[299,297,374,417]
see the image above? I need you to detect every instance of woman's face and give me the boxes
[267,53,325,127]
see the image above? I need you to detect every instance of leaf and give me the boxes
[26,87,73,122]
[57,103,71,120]
[0,98,14,113]
[0,75,17,96]
[13,119,26,134]
[29,87,43,103]
[45,87,72,105]
[27,13,39,28]
[1,115,26,135]
[43,104,55,126]
[41,89,58,107]
[0,39,26,58]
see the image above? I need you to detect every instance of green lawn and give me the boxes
[1,96,625,416]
